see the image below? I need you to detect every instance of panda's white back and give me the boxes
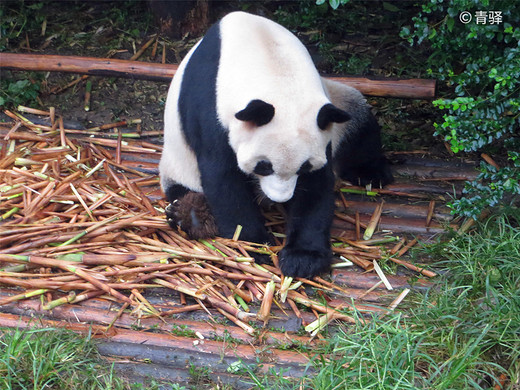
[160,40,203,193]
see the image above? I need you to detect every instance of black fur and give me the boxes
[164,182,190,204]
[317,103,350,130]
[296,160,312,175]
[334,111,393,187]
[279,144,336,278]
[235,99,275,127]
[163,16,392,278]
[171,21,271,245]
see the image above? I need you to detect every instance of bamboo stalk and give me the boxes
[372,260,393,290]
[363,201,384,240]
[64,264,133,304]
[397,238,418,257]
[388,257,437,278]
[287,290,359,324]
[257,280,275,323]
[0,110,449,340]
[0,288,49,306]
[152,277,207,300]
[43,290,103,310]
[84,80,92,111]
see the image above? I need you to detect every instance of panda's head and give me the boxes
[229,99,350,203]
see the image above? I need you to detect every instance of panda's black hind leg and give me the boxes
[163,183,219,240]
[164,182,190,204]
[334,112,393,187]
[163,182,189,228]
[338,155,393,188]
[166,192,219,239]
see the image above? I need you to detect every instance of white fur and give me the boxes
[159,41,203,193]
[259,175,299,203]
[217,12,333,202]
[160,12,368,203]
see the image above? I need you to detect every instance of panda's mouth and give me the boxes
[258,175,298,203]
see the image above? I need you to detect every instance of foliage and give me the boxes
[0,327,133,389]
[0,75,41,108]
[400,0,520,218]
[0,2,46,51]
[276,1,418,77]
[414,211,520,388]
[246,212,520,389]
[316,0,351,10]
[308,313,428,389]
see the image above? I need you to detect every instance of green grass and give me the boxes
[248,211,520,389]
[0,326,160,390]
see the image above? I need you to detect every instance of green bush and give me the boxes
[319,0,519,218]
[400,0,520,218]
[0,76,41,108]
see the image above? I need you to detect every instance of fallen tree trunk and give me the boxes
[0,53,436,99]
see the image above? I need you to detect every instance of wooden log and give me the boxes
[328,76,436,99]
[332,214,457,236]
[0,312,311,369]
[0,289,314,346]
[331,270,432,290]
[335,199,453,222]
[0,53,177,82]
[0,53,436,99]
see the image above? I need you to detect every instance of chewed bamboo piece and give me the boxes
[0,108,433,338]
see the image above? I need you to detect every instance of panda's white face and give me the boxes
[211,12,350,202]
[234,127,328,202]
[229,99,348,203]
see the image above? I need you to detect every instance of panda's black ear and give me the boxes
[235,99,275,127]
[317,103,350,130]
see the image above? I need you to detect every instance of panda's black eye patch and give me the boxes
[254,160,274,176]
[297,160,312,175]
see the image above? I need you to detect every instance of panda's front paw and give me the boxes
[251,252,272,265]
[342,157,393,188]
[165,192,219,239]
[278,247,331,278]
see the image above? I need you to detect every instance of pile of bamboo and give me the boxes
[0,107,431,336]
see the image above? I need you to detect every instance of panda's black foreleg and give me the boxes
[334,113,393,187]
[197,154,272,246]
[278,163,336,278]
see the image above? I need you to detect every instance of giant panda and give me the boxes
[159,11,393,278]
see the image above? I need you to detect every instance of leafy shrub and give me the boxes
[0,76,41,108]
[401,0,520,218]
[319,0,519,218]
[316,0,350,10]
